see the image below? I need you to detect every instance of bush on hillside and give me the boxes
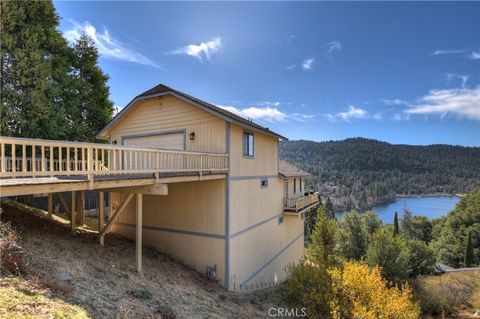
[283,262,332,319]
[329,261,420,319]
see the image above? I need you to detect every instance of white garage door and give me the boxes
[123,132,185,150]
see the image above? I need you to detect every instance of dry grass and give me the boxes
[0,199,286,319]
[413,271,480,318]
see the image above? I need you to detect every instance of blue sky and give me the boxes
[54,1,480,146]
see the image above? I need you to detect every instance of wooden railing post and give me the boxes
[87,147,93,188]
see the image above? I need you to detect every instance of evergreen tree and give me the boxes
[325,197,334,219]
[393,211,399,236]
[336,210,368,261]
[68,34,113,141]
[1,1,71,138]
[0,1,113,141]
[465,230,474,267]
[306,206,337,266]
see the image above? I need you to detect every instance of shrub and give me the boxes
[284,262,332,319]
[329,261,421,319]
[366,228,409,283]
[413,271,480,316]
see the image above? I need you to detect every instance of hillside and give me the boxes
[0,200,284,319]
[280,138,480,211]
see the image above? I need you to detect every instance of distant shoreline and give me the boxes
[395,193,463,199]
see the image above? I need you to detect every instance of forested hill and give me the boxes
[280,138,480,211]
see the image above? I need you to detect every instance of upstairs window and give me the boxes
[243,132,254,157]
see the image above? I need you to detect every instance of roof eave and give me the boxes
[96,90,288,141]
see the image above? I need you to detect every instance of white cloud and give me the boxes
[286,64,296,70]
[382,99,407,106]
[168,38,222,61]
[63,20,159,68]
[217,105,315,123]
[444,73,469,88]
[405,87,480,120]
[327,41,342,53]
[302,58,315,70]
[431,49,465,56]
[337,106,368,121]
[468,52,480,60]
[259,101,281,107]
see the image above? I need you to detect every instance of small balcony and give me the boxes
[284,192,320,215]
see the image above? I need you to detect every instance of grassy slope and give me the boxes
[0,200,284,319]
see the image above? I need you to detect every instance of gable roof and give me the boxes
[96,83,287,140]
[279,160,311,178]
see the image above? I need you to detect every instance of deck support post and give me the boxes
[47,193,53,219]
[98,192,104,245]
[98,193,134,244]
[70,191,76,232]
[136,192,143,273]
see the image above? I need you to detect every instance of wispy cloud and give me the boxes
[431,49,480,60]
[302,58,315,71]
[431,49,465,56]
[168,38,222,61]
[405,87,480,121]
[217,105,314,123]
[63,20,159,68]
[259,101,281,107]
[468,52,480,60]
[286,64,296,70]
[444,73,469,88]
[382,99,408,106]
[322,105,382,122]
[326,41,342,53]
[337,106,367,121]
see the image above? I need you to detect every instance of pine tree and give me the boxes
[0,1,70,138]
[306,206,337,266]
[393,211,399,236]
[464,230,474,267]
[68,34,113,141]
[325,197,334,219]
[0,1,113,141]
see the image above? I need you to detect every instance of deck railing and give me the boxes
[0,136,228,179]
[284,192,319,212]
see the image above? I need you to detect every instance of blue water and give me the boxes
[336,195,461,224]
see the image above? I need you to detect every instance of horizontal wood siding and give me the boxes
[109,95,227,154]
[229,124,278,177]
[230,177,284,234]
[110,179,226,285]
[229,215,304,291]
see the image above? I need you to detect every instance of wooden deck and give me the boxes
[284,192,320,215]
[0,136,228,197]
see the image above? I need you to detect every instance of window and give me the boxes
[278,214,284,224]
[294,178,296,193]
[300,178,302,192]
[260,179,268,188]
[243,132,254,157]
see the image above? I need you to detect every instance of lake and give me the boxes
[336,195,461,224]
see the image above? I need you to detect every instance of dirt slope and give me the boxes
[0,200,286,319]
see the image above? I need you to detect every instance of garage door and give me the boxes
[123,132,185,150]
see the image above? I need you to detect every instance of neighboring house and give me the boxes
[96,84,319,291]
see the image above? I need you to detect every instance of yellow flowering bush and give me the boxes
[328,261,421,319]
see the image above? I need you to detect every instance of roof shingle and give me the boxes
[279,160,311,178]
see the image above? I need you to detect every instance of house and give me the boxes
[95,84,319,291]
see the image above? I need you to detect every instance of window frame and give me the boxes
[260,178,268,188]
[242,131,254,158]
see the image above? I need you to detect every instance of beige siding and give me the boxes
[285,177,306,199]
[230,177,284,235]
[110,179,226,285]
[229,124,278,177]
[229,215,304,291]
[109,95,227,154]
